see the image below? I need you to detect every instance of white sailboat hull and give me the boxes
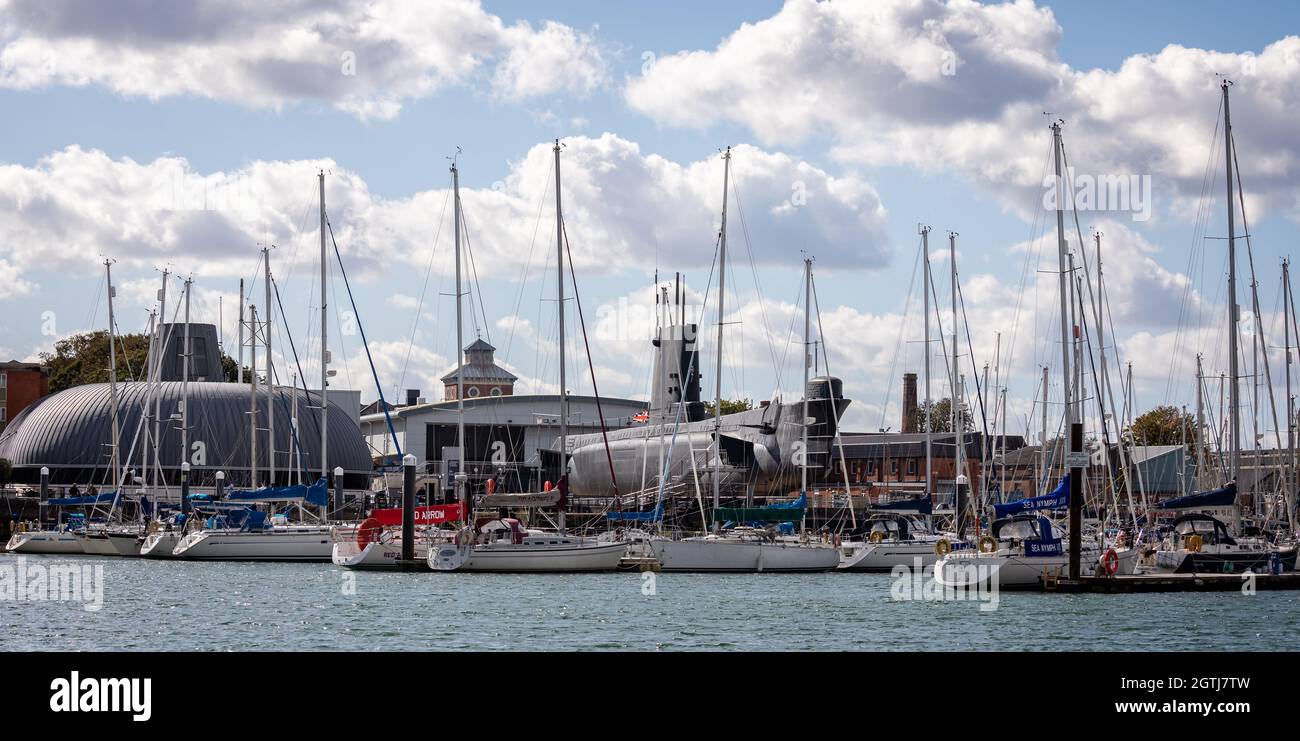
[75,533,120,556]
[332,539,435,568]
[428,540,627,572]
[5,530,84,554]
[172,527,334,561]
[837,540,947,572]
[934,546,1138,588]
[139,532,180,558]
[651,537,840,572]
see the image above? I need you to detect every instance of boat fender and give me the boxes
[869,531,885,544]
[1186,534,1203,553]
[935,538,952,557]
[978,535,998,554]
[356,517,383,550]
[832,534,842,548]
[1101,548,1119,577]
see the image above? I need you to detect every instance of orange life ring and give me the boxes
[356,517,383,550]
[1101,547,1120,577]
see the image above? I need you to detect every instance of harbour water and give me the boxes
[2,553,1296,651]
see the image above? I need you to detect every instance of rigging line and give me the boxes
[326,216,403,458]
[1004,136,1056,392]
[727,169,783,387]
[561,218,620,502]
[878,236,922,430]
[955,267,991,446]
[1165,100,1223,402]
[504,157,554,365]
[652,231,722,527]
[396,174,452,398]
[809,268,858,530]
[1231,130,1286,463]
[457,196,492,343]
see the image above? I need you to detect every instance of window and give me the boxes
[0,371,6,387]
[866,460,876,475]
[0,407,5,422]
[890,460,898,475]
[907,459,917,476]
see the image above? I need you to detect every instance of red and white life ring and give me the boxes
[1101,547,1120,577]
[356,517,383,550]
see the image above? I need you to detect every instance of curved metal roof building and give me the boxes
[0,382,372,488]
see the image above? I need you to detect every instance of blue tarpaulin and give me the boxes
[607,502,664,522]
[1158,483,1237,510]
[46,491,118,506]
[993,477,1071,517]
[225,478,328,507]
[871,495,933,515]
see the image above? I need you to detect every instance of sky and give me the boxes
[1,0,1299,448]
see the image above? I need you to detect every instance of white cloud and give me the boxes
[0,135,889,291]
[0,0,607,119]
[626,0,1300,220]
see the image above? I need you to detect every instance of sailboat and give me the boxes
[837,226,967,572]
[648,160,839,572]
[1145,82,1298,574]
[933,122,1141,588]
[427,142,627,573]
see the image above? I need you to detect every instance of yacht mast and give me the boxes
[801,256,811,502]
[554,139,568,535]
[712,146,731,534]
[1285,260,1296,530]
[104,259,121,494]
[921,226,932,500]
[263,246,275,487]
[153,270,168,493]
[181,278,192,478]
[319,171,330,488]
[452,161,467,520]
[249,303,258,488]
[1222,80,1240,484]
[1051,120,1083,579]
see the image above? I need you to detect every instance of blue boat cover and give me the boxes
[46,491,118,506]
[1158,483,1237,510]
[225,478,328,506]
[993,477,1070,517]
[871,495,933,515]
[607,502,664,522]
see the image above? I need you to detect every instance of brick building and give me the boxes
[441,339,517,401]
[0,361,49,433]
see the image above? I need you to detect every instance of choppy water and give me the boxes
[1,553,1296,651]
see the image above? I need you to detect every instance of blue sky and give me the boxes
[2,0,1298,445]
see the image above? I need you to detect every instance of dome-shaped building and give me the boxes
[0,381,372,489]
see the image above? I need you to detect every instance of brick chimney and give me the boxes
[902,372,918,433]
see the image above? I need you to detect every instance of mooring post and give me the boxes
[401,454,416,563]
[333,466,345,520]
[1068,422,1084,580]
[180,462,191,517]
[215,470,225,500]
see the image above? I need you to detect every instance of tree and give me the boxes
[0,457,11,487]
[702,398,754,416]
[40,330,240,393]
[1129,405,1197,447]
[915,397,973,433]
[41,331,152,393]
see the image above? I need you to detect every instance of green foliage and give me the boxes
[914,397,973,433]
[0,457,11,487]
[39,330,241,393]
[40,331,152,393]
[1129,405,1197,447]
[702,398,755,416]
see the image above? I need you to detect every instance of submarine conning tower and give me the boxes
[649,274,705,423]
